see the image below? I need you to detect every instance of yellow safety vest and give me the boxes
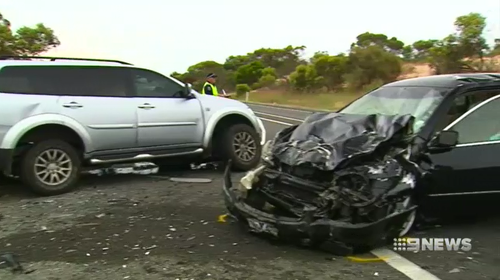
[201,82,219,96]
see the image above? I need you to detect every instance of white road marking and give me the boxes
[248,103,314,113]
[259,117,295,126]
[260,110,441,280]
[255,111,305,122]
[372,249,441,280]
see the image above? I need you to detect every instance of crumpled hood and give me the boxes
[222,112,421,255]
[271,113,415,171]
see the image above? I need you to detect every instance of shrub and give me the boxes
[235,84,251,97]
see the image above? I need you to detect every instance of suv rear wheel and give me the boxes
[219,124,262,171]
[19,139,81,196]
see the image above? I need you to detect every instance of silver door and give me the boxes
[131,68,204,148]
[51,66,137,151]
[58,96,137,151]
[135,97,204,147]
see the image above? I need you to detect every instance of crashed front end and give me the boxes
[223,113,421,255]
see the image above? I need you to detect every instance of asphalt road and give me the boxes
[249,102,500,280]
[0,104,498,280]
[0,166,408,280]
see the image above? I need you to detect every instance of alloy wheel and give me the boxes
[33,149,73,186]
[233,132,257,162]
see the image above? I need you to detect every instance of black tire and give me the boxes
[20,139,81,196]
[218,124,262,171]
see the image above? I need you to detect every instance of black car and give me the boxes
[223,73,500,254]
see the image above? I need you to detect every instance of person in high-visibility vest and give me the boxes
[201,73,219,96]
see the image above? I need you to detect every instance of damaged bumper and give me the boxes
[222,113,422,254]
[223,165,416,254]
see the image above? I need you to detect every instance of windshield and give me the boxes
[339,86,448,132]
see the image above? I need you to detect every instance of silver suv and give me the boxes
[0,56,266,196]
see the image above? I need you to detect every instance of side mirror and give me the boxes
[431,130,459,148]
[183,83,194,98]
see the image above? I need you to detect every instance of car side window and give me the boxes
[131,69,184,98]
[0,66,130,97]
[448,95,500,144]
[0,66,56,94]
[434,91,500,133]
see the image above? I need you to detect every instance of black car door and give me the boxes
[424,93,500,214]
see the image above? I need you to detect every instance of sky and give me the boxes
[2,0,500,75]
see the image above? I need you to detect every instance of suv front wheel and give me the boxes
[219,124,262,171]
[20,139,81,196]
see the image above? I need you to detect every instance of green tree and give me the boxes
[0,12,60,56]
[347,45,402,90]
[289,64,321,92]
[252,67,278,88]
[402,45,414,61]
[426,13,488,74]
[224,55,252,71]
[171,12,495,94]
[224,46,306,77]
[235,84,251,97]
[173,60,232,91]
[344,32,404,89]
[252,45,306,76]
[454,13,489,60]
[428,35,466,74]
[412,40,439,61]
[352,32,405,55]
[311,53,348,90]
[0,13,15,56]
[235,61,265,86]
[254,74,276,89]
[261,67,277,78]
[310,51,329,63]
[177,46,307,92]
[489,39,500,56]
[170,71,187,82]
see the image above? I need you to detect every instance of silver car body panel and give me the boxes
[0,112,93,151]
[134,96,204,147]
[194,92,265,146]
[57,96,138,151]
[0,60,266,169]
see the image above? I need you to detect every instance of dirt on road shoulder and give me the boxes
[0,171,404,280]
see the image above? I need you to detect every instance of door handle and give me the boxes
[138,103,155,109]
[62,102,83,108]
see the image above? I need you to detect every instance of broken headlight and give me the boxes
[261,140,274,162]
[237,140,274,194]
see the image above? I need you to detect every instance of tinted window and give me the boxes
[132,69,183,98]
[0,66,129,97]
[434,91,500,133]
[450,95,500,144]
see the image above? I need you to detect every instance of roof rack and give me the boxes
[0,56,132,65]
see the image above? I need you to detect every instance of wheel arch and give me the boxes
[203,110,257,148]
[1,114,92,152]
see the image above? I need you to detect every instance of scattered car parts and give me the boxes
[0,253,24,274]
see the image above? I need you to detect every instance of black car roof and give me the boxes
[384,73,500,88]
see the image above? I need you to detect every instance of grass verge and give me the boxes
[236,89,363,111]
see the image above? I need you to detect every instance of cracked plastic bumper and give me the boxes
[222,164,416,253]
